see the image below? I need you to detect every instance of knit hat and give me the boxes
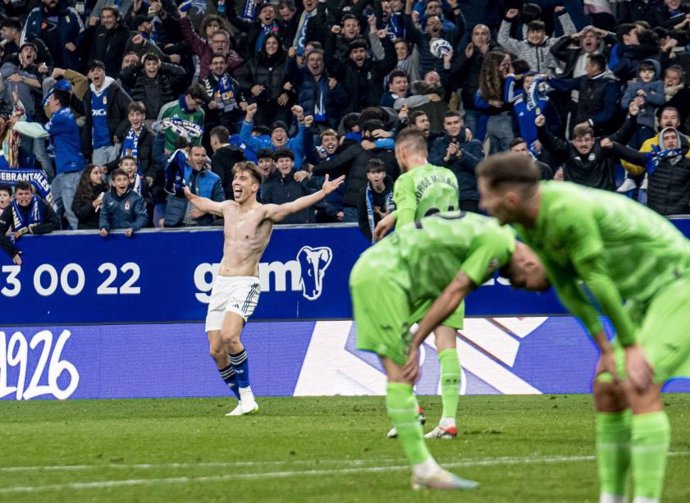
[271,120,288,134]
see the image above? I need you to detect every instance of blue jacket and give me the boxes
[99,188,148,231]
[22,1,85,70]
[46,107,86,175]
[239,121,307,169]
[165,168,224,227]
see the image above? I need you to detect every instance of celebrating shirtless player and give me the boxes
[184,161,344,415]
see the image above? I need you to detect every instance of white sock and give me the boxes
[412,457,442,478]
[599,493,626,503]
[239,386,255,402]
[439,417,456,428]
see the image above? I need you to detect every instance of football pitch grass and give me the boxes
[1,395,689,503]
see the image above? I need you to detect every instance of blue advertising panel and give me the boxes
[2,320,688,400]
[0,225,567,325]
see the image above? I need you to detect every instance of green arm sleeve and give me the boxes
[549,202,637,347]
[392,175,417,228]
[548,264,605,337]
[574,255,637,347]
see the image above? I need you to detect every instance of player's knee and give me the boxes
[209,346,225,362]
[593,380,627,412]
[221,331,242,349]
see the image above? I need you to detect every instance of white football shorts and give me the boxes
[205,276,261,331]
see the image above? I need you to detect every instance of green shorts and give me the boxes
[410,299,464,329]
[599,274,690,384]
[350,259,412,365]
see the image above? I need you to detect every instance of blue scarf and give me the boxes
[241,0,257,21]
[387,13,404,40]
[12,194,43,232]
[365,183,395,244]
[645,144,683,175]
[255,23,279,53]
[164,149,190,196]
[216,75,239,112]
[314,77,328,123]
[294,9,316,57]
[0,168,52,202]
[121,128,140,170]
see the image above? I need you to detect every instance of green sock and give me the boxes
[596,411,632,498]
[438,349,460,421]
[632,411,670,501]
[386,382,431,465]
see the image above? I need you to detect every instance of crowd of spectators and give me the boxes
[1,0,690,257]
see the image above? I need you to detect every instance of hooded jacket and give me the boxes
[497,12,576,76]
[613,128,690,215]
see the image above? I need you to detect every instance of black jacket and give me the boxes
[312,143,399,207]
[211,144,246,200]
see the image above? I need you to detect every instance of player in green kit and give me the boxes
[373,127,465,439]
[475,152,690,503]
[350,211,548,489]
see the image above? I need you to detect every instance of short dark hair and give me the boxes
[510,137,527,148]
[342,113,360,132]
[617,23,637,39]
[362,119,384,134]
[128,101,146,114]
[367,158,385,172]
[210,125,230,144]
[15,181,32,192]
[638,61,656,74]
[527,20,545,32]
[443,110,462,121]
[87,60,105,71]
[232,161,263,184]
[119,155,137,165]
[388,69,408,84]
[52,90,71,107]
[0,184,12,196]
[257,148,275,160]
[587,53,606,72]
[409,110,428,125]
[186,84,205,101]
[111,168,128,180]
[142,52,160,64]
[572,123,594,138]
[476,152,541,191]
[1,18,22,31]
[273,148,294,161]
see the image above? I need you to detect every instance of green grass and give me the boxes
[1,395,689,502]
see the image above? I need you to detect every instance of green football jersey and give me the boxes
[360,211,515,303]
[515,181,690,344]
[393,163,459,227]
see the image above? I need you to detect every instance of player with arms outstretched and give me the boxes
[351,211,547,489]
[475,152,690,503]
[184,162,344,416]
[374,127,465,439]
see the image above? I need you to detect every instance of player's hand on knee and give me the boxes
[403,346,421,383]
[595,350,620,382]
[625,344,655,393]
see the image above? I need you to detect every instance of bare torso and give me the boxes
[218,201,274,277]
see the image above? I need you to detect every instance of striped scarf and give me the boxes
[12,194,42,232]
